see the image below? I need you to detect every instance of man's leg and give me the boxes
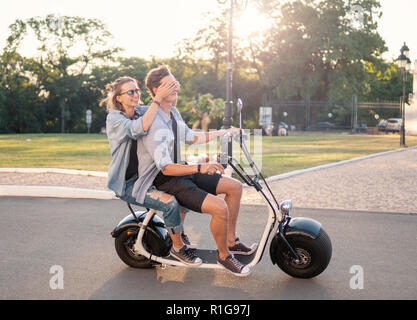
[215,176,243,247]
[215,175,258,255]
[154,175,250,275]
[200,194,230,260]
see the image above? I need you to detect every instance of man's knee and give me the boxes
[204,197,228,220]
[235,181,243,194]
[217,177,243,196]
[228,179,242,196]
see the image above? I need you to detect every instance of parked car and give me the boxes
[313,122,336,130]
[385,118,402,132]
[377,120,387,132]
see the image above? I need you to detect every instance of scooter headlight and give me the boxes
[279,200,293,216]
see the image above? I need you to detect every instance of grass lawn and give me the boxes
[1,132,416,177]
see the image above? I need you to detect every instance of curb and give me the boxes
[0,145,416,199]
[0,167,107,177]
[263,145,417,184]
[0,185,117,200]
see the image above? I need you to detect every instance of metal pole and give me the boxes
[401,71,407,146]
[305,95,310,130]
[223,0,233,130]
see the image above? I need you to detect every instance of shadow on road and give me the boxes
[89,265,251,300]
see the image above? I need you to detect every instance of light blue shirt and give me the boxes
[132,106,194,204]
[105,106,149,197]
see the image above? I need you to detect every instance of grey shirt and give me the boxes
[132,106,195,204]
[105,106,148,197]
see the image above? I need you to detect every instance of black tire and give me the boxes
[114,228,155,269]
[274,228,332,279]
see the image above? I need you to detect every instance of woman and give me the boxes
[100,76,201,265]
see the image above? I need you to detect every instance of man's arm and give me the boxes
[189,129,227,145]
[144,127,224,176]
[189,128,240,145]
[162,162,225,176]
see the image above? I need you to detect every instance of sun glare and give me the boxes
[233,6,270,40]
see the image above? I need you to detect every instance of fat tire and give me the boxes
[275,228,332,279]
[114,229,155,269]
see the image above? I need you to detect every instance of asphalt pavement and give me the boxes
[0,197,416,300]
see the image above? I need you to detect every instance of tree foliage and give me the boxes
[3,14,120,133]
[0,2,412,133]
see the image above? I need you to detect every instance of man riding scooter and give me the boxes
[133,65,257,277]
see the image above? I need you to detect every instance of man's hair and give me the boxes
[145,65,171,97]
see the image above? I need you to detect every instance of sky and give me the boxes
[0,0,416,67]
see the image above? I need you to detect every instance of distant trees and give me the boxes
[2,14,120,133]
[0,2,413,133]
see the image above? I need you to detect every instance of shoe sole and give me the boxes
[170,252,203,266]
[217,262,251,277]
[228,243,258,256]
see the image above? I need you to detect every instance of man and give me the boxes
[133,65,257,276]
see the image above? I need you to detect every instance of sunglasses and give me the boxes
[119,89,141,96]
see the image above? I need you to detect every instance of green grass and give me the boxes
[1,133,416,177]
[255,133,417,177]
[0,134,111,172]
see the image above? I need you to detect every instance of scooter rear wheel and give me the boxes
[114,228,155,268]
[273,228,332,278]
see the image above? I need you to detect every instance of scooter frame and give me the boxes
[130,132,302,269]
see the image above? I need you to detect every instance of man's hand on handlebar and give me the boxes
[200,163,225,175]
[226,127,241,136]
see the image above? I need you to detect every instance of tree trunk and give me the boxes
[60,97,66,133]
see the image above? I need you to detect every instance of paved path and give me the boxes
[1,147,417,300]
[1,147,416,214]
[1,198,416,300]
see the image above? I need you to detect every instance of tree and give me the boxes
[255,0,387,123]
[0,51,45,133]
[183,94,225,131]
[362,60,413,102]
[4,14,121,132]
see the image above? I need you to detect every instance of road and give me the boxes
[0,197,416,300]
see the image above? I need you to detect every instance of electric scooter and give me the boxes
[111,99,332,279]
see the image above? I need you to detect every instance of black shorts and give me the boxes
[153,171,222,213]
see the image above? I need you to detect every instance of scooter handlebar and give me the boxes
[222,130,249,142]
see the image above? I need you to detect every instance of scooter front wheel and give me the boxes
[272,228,332,279]
[114,228,155,268]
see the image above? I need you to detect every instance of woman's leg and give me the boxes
[142,188,184,249]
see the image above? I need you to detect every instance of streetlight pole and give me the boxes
[224,0,233,130]
[396,42,411,147]
[401,73,406,146]
[217,0,248,130]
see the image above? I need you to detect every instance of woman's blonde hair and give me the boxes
[99,76,143,112]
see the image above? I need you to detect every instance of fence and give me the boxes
[261,95,401,132]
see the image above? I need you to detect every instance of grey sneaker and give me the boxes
[228,238,258,256]
[181,232,197,250]
[217,253,251,277]
[170,245,202,266]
